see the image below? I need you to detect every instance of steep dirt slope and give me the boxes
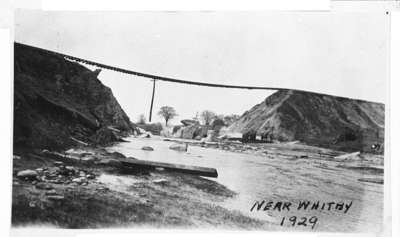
[14,43,136,150]
[228,90,384,152]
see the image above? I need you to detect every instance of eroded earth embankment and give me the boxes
[12,43,267,229]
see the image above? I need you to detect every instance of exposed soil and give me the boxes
[227,89,384,153]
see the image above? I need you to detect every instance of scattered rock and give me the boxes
[17,170,38,179]
[47,195,65,201]
[48,167,61,174]
[35,182,53,190]
[142,146,154,151]
[97,158,122,167]
[169,143,188,152]
[89,127,121,146]
[53,161,64,167]
[65,166,76,172]
[81,156,96,162]
[110,151,126,159]
[45,189,58,195]
[153,178,168,185]
[13,155,21,160]
[72,177,87,184]
[51,179,64,184]
[96,187,109,192]
[79,152,94,157]
[139,132,152,138]
[86,174,95,179]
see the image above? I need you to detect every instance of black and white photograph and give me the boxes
[11,9,388,233]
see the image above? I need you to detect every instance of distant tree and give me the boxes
[158,106,178,126]
[211,118,225,131]
[200,110,216,126]
[215,114,225,120]
[192,112,200,123]
[223,114,240,126]
[137,114,146,124]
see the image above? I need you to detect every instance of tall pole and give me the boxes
[149,79,156,122]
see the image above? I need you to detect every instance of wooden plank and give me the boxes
[120,159,218,178]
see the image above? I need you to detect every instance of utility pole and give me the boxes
[148,79,156,122]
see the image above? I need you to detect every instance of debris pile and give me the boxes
[16,161,97,187]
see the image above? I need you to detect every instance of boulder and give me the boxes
[142,146,154,151]
[169,143,188,152]
[181,125,198,139]
[86,174,96,179]
[137,127,147,134]
[173,127,183,138]
[109,151,126,159]
[17,170,38,179]
[172,125,182,134]
[203,130,218,142]
[181,119,198,126]
[173,122,209,140]
[193,126,209,138]
[139,132,152,138]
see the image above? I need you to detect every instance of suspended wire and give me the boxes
[15,42,292,91]
[14,42,378,104]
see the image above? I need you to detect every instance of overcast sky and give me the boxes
[15,10,389,124]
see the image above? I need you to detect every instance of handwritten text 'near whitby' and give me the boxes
[250,200,353,229]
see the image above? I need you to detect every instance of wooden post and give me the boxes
[149,79,156,122]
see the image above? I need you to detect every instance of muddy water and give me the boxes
[106,136,383,232]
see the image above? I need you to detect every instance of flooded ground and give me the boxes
[106,136,384,232]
